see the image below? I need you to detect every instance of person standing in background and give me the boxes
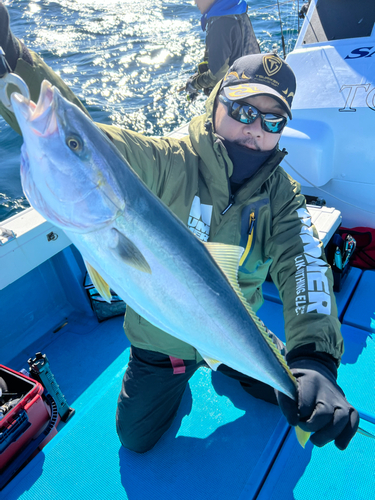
[185,0,260,99]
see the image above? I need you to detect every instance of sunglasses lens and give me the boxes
[262,115,287,133]
[231,102,256,125]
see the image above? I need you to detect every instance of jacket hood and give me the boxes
[187,82,233,219]
[188,81,224,175]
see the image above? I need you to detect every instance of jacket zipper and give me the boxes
[221,194,235,215]
[239,211,256,266]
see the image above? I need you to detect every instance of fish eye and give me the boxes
[66,135,82,152]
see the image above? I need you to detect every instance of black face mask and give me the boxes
[222,139,276,193]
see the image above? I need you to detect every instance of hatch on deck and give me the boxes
[303,0,375,44]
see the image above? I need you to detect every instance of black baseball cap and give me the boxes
[220,53,296,119]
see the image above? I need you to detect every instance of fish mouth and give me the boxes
[11,80,58,137]
[12,80,123,232]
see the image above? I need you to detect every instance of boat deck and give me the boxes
[1,241,374,499]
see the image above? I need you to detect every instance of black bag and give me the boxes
[338,227,375,270]
[83,272,126,322]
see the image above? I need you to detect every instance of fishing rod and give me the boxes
[132,73,202,111]
[276,0,287,59]
[298,0,300,32]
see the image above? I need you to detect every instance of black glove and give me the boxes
[0,2,33,70]
[185,74,199,102]
[185,74,198,93]
[276,354,359,450]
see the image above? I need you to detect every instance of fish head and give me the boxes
[11,80,125,232]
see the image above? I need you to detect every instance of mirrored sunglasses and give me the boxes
[219,94,287,134]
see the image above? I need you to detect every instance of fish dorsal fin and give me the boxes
[85,260,112,303]
[110,228,151,274]
[203,242,296,389]
[204,242,309,446]
[203,242,244,286]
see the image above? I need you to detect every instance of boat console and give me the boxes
[280,0,375,227]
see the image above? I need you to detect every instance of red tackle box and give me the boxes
[0,364,51,473]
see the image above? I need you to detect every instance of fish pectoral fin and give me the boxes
[199,350,222,371]
[295,427,311,448]
[111,228,151,274]
[85,261,112,303]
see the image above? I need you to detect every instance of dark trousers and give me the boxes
[116,346,279,453]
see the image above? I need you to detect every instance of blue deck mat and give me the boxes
[256,417,375,500]
[256,312,375,417]
[334,267,362,321]
[3,273,370,499]
[339,324,375,417]
[255,319,375,500]
[343,270,375,332]
[6,313,129,405]
[3,341,290,499]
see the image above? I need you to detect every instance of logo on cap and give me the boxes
[227,84,261,98]
[282,88,295,99]
[262,55,283,77]
[225,71,239,80]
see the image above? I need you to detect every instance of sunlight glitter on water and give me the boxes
[0,0,299,221]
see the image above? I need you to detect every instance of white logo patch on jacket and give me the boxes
[294,208,331,316]
[187,196,213,242]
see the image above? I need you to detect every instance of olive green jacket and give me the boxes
[1,51,344,362]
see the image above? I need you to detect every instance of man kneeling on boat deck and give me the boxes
[0,2,359,453]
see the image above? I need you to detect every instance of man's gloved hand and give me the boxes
[185,74,198,93]
[185,74,199,102]
[276,356,359,450]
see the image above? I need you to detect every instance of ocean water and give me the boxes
[0,0,300,222]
